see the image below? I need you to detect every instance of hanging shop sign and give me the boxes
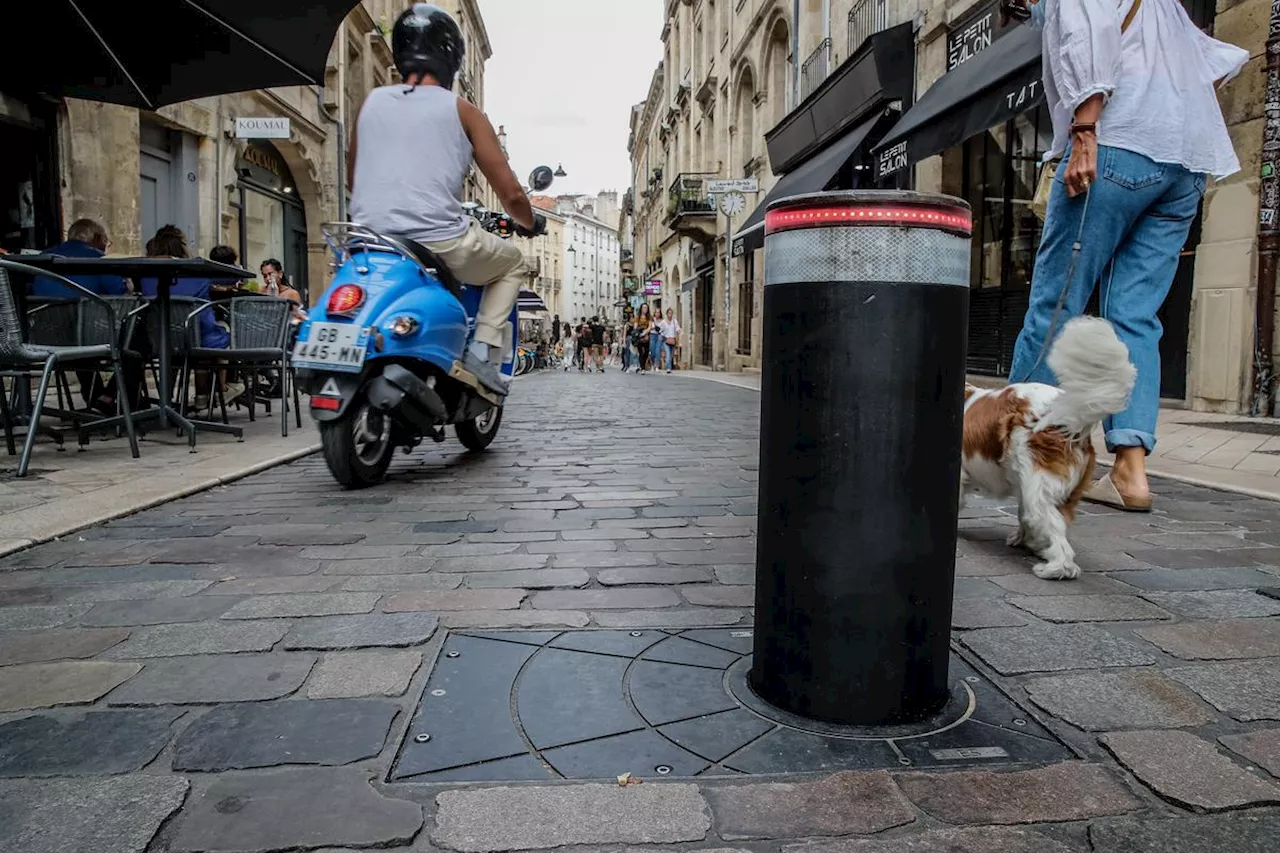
[235,116,291,139]
[644,280,662,296]
[947,2,1003,71]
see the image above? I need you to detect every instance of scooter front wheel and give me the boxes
[320,400,395,488]
[455,404,503,452]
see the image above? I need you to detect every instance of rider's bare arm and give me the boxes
[458,99,535,231]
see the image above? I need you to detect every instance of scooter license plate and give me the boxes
[293,323,370,372]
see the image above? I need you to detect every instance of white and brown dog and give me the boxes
[960,317,1136,580]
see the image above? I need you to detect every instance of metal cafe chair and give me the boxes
[0,260,140,477]
[184,296,300,437]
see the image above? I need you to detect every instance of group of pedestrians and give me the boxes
[624,303,680,375]
[552,304,681,375]
[558,316,608,373]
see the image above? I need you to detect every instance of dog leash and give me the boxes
[1010,181,1094,384]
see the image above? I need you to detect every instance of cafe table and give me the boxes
[10,255,254,449]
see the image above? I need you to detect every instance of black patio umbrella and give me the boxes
[5,1,363,109]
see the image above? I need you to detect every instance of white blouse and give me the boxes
[1037,0,1249,178]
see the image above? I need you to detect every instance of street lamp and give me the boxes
[554,163,567,177]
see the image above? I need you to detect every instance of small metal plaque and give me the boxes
[930,746,1009,761]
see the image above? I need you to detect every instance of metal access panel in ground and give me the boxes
[389,628,1073,783]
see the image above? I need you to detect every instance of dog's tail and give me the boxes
[1041,316,1137,435]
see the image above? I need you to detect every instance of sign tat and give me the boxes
[235,117,291,139]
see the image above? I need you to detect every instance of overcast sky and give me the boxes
[478,0,665,197]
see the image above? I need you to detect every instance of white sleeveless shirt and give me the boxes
[349,85,473,243]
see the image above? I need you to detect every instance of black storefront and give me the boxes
[733,22,916,259]
[872,1,1214,398]
[1,91,62,254]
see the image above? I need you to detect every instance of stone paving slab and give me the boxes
[78,596,242,626]
[1008,594,1173,623]
[1220,729,1280,778]
[431,782,710,851]
[106,654,315,705]
[782,827,1081,853]
[221,592,381,620]
[0,627,130,665]
[0,604,91,631]
[704,772,915,840]
[1169,660,1280,721]
[0,660,142,712]
[305,650,423,698]
[171,767,422,853]
[101,620,287,658]
[1024,669,1216,731]
[1139,590,1280,619]
[1088,812,1280,853]
[1136,618,1280,660]
[0,774,189,853]
[282,612,439,650]
[0,709,182,776]
[1100,730,1280,811]
[1118,567,1280,591]
[173,699,399,771]
[960,623,1157,674]
[894,763,1142,824]
[383,589,528,612]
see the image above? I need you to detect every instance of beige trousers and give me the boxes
[426,220,525,348]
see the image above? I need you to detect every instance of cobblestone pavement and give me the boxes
[1,370,1279,852]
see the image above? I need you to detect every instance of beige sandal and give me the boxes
[1082,473,1152,513]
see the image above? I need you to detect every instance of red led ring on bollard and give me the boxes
[765,202,972,238]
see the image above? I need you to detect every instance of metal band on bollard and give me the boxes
[749,190,973,727]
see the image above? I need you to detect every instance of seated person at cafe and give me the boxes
[141,225,243,410]
[208,245,246,296]
[30,218,129,299]
[260,258,304,320]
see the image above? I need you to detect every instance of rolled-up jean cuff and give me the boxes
[1104,428,1155,455]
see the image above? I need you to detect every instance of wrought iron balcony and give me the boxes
[848,0,890,56]
[667,172,717,222]
[800,38,832,101]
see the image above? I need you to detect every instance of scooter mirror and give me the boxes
[528,166,554,192]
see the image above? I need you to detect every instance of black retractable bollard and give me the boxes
[750,190,973,726]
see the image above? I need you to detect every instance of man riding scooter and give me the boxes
[347,3,545,394]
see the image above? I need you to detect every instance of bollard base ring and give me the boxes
[727,656,974,741]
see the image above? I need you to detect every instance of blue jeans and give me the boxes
[649,332,662,368]
[1008,146,1205,453]
[663,340,677,370]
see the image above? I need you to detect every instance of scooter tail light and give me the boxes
[327,284,365,316]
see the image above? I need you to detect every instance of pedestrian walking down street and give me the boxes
[576,320,591,372]
[647,306,663,373]
[590,316,606,372]
[621,320,634,372]
[1001,0,1246,512]
[660,307,681,374]
[560,325,575,372]
[633,304,654,375]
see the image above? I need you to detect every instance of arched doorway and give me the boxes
[234,142,309,301]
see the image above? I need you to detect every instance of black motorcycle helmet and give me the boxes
[392,4,465,88]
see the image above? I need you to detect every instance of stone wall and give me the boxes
[1190,0,1268,412]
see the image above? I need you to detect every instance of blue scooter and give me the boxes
[294,167,554,488]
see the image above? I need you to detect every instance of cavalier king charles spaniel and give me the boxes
[961,317,1136,580]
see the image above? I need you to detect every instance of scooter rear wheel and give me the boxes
[455,404,503,452]
[320,401,395,488]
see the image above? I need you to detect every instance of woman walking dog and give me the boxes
[1001,0,1245,512]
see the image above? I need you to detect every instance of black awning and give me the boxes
[734,109,886,257]
[872,25,1043,180]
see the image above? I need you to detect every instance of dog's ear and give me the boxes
[964,384,977,401]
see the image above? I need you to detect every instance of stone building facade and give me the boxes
[522,209,567,319]
[628,0,795,371]
[5,0,495,307]
[627,0,1277,415]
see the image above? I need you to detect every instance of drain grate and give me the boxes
[389,629,1072,783]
